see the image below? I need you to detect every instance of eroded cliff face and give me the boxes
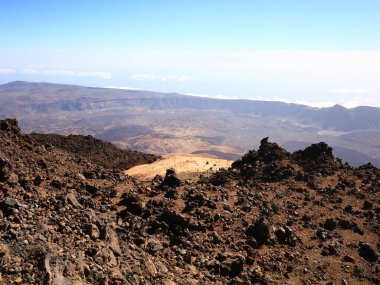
[0,119,379,284]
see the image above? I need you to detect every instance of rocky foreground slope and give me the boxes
[0,119,379,284]
[29,133,159,170]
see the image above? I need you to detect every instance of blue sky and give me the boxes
[1,0,380,107]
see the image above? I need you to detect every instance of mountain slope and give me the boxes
[0,119,378,284]
[29,133,160,170]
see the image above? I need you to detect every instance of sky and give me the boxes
[0,0,380,107]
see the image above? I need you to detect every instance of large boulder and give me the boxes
[232,137,289,169]
[292,142,342,175]
[160,168,181,188]
[293,142,334,161]
[246,217,272,245]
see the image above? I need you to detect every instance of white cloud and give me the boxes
[43,70,112,79]
[291,100,335,108]
[0,68,16,74]
[131,73,157,81]
[186,92,238,100]
[340,96,380,108]
[104,86,141,90]
[186,93,337,107]
[328,88,371,94]
[21,68,39,74]
[185,92,209,97]
[214,94,239,100]
[20,68,112,79]
[161,75,193,82]
[250,96,335,108]
[2,49,380,106]
[131,73,194,82]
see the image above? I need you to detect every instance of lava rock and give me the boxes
[84,223,100,239]
[323,218,337,231]
[0,156,12,182]
[274,225,298,246]
[321,244,340,256]
[0,119,20,133]
[118,193,145,215]
[160,168,181,188]
[246,218,272,245]
[161,208,190,228]
[358,242,378,262]
[220,256,244,278]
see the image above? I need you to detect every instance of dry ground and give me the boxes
[125,154,233,180]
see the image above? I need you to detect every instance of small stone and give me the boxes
[107,227,122,255]
[342,255,355,263]
[220,257,244,278]
[8,173,19,185]
[84,223,100,240]
[145,257,157,276]
[147,239,163,254]
[50,179,62,189]
[4,197,22,208]
[66,193,83,208]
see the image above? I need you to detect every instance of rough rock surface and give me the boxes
[30,132,160,170]
[0,120,379,284]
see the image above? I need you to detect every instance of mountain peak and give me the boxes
[331,104,346,109]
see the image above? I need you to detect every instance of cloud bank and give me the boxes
[131,73,194,82]
[0,67,112,79]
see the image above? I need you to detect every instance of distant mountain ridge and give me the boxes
[1,81,380,166]
[2,81,380,132]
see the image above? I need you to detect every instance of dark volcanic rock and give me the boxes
[220,256,244,278]
[246,217,272,245]
[0,155,12,182]
[323,218,337,231]
[321,244,340,256]
[256,137,289,163]
[293,142,334,161]
[292,142,342,175]
[160,168,181,188]
[274,225,298,246]
[161,208,190,228]
[232,137,289,168]
[0,118,20,133]
[118,193,145,215]
[208,168,234,186]
[30,132,160,170]
[358,242,379,262]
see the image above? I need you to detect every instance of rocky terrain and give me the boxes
[29,133,159,170]
[0,119,379,284]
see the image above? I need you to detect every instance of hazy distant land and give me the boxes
[1,81,380,166]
